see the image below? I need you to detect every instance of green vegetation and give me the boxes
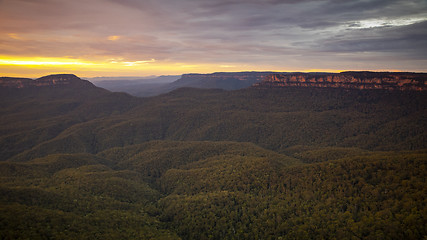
[0,84,426,239]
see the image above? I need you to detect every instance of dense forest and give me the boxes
[0,76,426,239]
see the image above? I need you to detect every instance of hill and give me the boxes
[0,73,426,239]
[6,86,425,162]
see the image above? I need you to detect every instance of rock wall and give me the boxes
[254,72,427,91]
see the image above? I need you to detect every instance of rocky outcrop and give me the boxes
[0,74,94,89]
[254,72,427,91]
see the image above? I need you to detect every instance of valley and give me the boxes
[0,73,426,239]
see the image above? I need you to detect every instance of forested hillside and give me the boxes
[0,75,426,239]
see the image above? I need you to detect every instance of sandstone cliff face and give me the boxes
[254,72,427,91]
[0,74,94,88]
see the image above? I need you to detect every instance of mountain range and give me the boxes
[0,72,426,239]
[2,71,425,96]
[91,71,427,97]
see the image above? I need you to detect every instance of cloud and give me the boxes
[0,0,426,74]
[107,35,121,41]
[317,21,427,55]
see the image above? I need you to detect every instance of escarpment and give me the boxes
[254,72,427,91]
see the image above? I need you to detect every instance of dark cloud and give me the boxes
[318,21,427,56]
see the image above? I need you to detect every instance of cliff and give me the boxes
[0,74,95,89]
[254,72,427,91]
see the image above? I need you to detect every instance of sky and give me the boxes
[0,0,426,78]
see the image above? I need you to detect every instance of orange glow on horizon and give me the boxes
[303,69,342,73]
[0,57,95,66]
[1,55,408,78]
[0,56,286,77]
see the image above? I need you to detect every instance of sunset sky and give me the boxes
[1,0,426,78]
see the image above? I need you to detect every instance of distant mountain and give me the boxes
[91,75,181,86]
[254,71,427,91]
[91,72,279,97]
[0,74,95,89]
[90,75,180,97]
[93,71,427,97]
[147,71,279,97]
[166,72,275,90]
[89,76,159,81]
